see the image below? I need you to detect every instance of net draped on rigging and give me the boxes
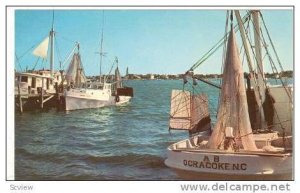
[65,53,86,87]
[207,25,257,151]
[169,90,211,134]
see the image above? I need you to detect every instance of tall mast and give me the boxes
[99,11,104,83]
[235,10,266,130]
[235,11,254,73]
[252,10,266,103]
[75,44,81,87]
[50,11,55,76]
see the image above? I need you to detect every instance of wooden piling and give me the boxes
[18,84,23,113]
[40,78,44,109]
[55,82,59,110]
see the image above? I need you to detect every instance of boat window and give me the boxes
[46,78,50,89]
[21,76,28,82]
[31,77,36,88]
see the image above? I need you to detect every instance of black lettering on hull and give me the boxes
[183,156,247,171]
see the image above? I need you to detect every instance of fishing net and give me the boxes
[169,90,211,133]
[66,53,86,87]
[169,90,191,130]
[207,26,257,151]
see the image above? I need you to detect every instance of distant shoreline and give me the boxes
[86,70,293,80]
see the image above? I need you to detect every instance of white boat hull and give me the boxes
[165,136,292,180]
[65,95,113,111]
[171,168,292,180]
[116,96,132,106]
[65,89,131,111]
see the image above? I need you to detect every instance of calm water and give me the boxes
[14,79,292,180]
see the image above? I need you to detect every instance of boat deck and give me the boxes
[170,133,292,157]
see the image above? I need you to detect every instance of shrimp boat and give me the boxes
[165,10,293,180]
[64,13,133,111]
[15,18,62,97]
[14,12,79,112]
[64,54,133,111]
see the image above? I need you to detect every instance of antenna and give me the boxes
[52,10,55,30]
[50,10,55,76]
[99,10,105,82]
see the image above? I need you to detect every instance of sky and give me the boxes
[15,9,293,76]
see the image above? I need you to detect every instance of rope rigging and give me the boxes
[259,13,292,102]
[246,10,292,103]
[54,36,63,70]
[15,33,49,71]
[179,11,292,139]
[243,11,293,142]
[103,56,121,84]
[15,53,23,72]
[31,57,40,71]
[260,12,286,74]
[188,12,251,72]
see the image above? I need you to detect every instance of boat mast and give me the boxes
[235,10,266,130]
[99,11,105,83]
[235,11,255,74]
[252,10,266,102]
[50,11,55,77]
[75,44,81,87]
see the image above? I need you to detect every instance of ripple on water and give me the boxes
[14,80,225,180]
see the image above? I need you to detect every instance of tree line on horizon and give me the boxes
[86,70,293,80]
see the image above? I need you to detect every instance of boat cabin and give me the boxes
[15,70,63,95]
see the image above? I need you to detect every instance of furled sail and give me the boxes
[32,36,50,59]
[66,53,86,87]
[169,89,211,133]
[115,66,122,88]
[207,26,257,151]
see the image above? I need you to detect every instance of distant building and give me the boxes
[160,74,169,80]
[149,74,155,80]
